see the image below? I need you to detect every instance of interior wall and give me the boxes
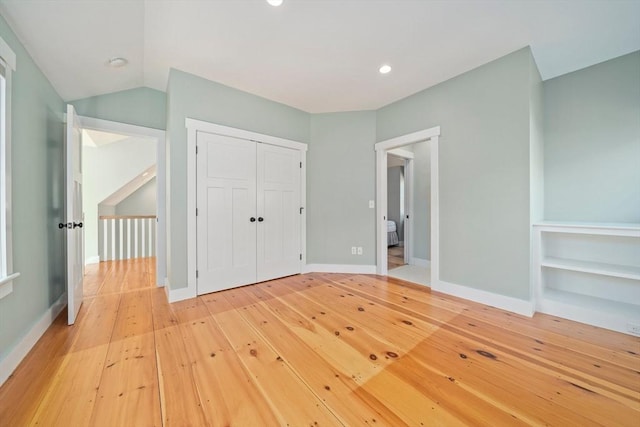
[0,16,65,366]
[115,177,157,216]
[411,142,431,262]
[307,111,376,265]
[166,68,310,290]
[70,87,167,131]
[543,51,640,223]
[387,166,403,242]
[376,47,535,300]
[83,137,156,262]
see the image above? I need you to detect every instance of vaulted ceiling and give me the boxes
[1,0,638,113]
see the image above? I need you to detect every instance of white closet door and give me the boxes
[257,143,301,282]
[197,132,257,294]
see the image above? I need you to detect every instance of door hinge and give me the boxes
[196,270,199,278]
[299,207,304,214]
[300,161,302,168]
[196,145,199,154]
[196,208,198,216]
[300,253,302,260]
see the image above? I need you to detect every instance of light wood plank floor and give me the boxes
[388,245,405,270]
[1,258,639,426]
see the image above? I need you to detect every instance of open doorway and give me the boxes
[375,126,440,287]
[78,116,166,286]
[386,151,411,271]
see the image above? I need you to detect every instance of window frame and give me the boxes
[0,35,19,300]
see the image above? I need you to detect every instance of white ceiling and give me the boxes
[1,0,638,113]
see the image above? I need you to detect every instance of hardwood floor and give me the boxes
[1,258,639,426]
[388,245,405,270]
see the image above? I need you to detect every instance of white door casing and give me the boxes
[195,131,303,295]
[181,119,307,303]
[374,126,440,282]
[66,105,84,324]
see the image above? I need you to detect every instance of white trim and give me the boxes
[85,256,100,265]
[0,36,16,71]
[430,135,440,286]
[164,279,196,303]
[78,116,165,139]
[0,292,66,386]
[304,264,377,274]
[374,126,441,286]
[183,118,307,302]
[77,116,167,286]
[409,257,431,268]
[374,126,440,152]
[186,124,197,299]
[433,279,535,317]
[185,118,308,152]
[0,272,19,299]
[300,151,307,266]
[388,148,414,159]
[0,41,17,298]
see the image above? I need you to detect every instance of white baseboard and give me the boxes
[304,264,377,274]
[433,279,534,317]
[0,292,67,387]
[85,256,100,265]
[165,279,196,303]
[410,257,431,268]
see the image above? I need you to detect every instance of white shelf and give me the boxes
[539,289,640,333]
[534,222,640,239]
[533,221,640,335]
[541,257,640,281]
[542,289,640,317]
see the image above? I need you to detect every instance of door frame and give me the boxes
[182,118,308,302]
[374,126,440,284]
[78,116,167,286]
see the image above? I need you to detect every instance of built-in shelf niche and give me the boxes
[533,221,640,335]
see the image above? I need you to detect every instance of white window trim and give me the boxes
[0,36,19,300]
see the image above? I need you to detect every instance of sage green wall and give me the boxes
[70,87,166,130]
[307,112,376,265]
[166,69,310,289]
[115,178,157,216]
[410,142,431,261]
[377,48,536,300]
[0,16,65,364]
[387,166,403,241]
[544,51,640,223]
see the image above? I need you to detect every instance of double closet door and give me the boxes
[196,131,302,295]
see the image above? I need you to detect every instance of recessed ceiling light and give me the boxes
[267,0,283,6]
[107,57,128,68]
[379,64,392,74]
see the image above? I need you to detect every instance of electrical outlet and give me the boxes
[351,246,357,255]
[357,247,363,255]
[627,322,640,336]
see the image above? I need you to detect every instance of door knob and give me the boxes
[258,217,264,222]
[58,222,72,229]
[250,217,256,222]
[73,222,83,228]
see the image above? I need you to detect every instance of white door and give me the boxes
[257,143,301,282]
[197,132,257,294]
[65,105,84,325]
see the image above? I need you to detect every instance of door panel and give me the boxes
[257,144,301,282]
[66,105,83,325]
[197,132,256,294]
[196,133,302,295]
